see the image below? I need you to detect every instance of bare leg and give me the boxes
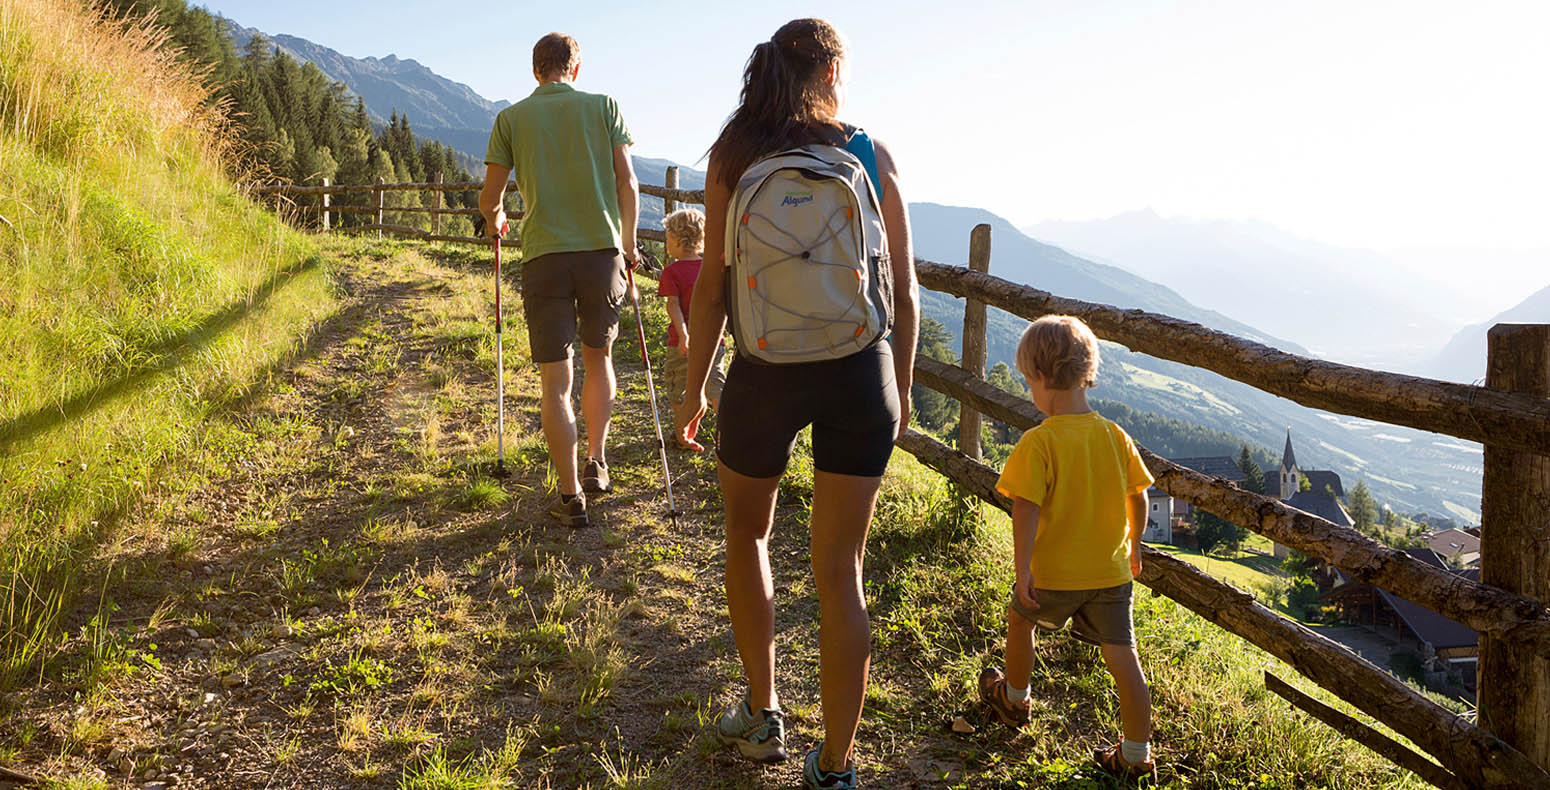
[1100,644,1152,744]
[1004,609,1037,688]
[579,343,615,463]
[719,462,781,710]
[810,469,883,774]
[538,359,578,495]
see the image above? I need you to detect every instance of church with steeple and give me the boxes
[1268,429,1353,558]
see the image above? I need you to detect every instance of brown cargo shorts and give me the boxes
[521,248,627,363]
[1009,581,1135,647]
[663,341,727,406]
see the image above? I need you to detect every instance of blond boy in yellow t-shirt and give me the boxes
[980,315,1158,781]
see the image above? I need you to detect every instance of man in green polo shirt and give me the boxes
[480,31,639,528]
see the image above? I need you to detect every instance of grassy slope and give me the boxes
[0,0,335,688]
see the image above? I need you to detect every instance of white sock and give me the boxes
[1121,738,1151,765]
[1005,684,1030,704]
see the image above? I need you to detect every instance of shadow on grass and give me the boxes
[0,256,323,452]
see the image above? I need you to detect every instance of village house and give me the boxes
[1144,486,1173,544]
[1426,528,1481,567]
[1320,547,1479,692]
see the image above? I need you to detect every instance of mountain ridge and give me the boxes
[228,24,507,158]
[1430,282,1550,383]
[1024,209,1464,373]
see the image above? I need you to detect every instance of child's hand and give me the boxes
[677,338,690,358]
[1016,567,1040,613]
[1130,547,1143,578]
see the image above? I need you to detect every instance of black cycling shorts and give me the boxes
[716,343,901,479]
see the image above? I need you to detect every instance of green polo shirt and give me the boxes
[485,82,633,261]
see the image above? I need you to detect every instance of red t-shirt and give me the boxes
[657,258,702,347]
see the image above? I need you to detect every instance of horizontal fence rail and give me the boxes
[250,179,683,247]
[915,355,1550,654]
[915,261,1550,457]
[248,180,707,204]
[896,427,1549,789]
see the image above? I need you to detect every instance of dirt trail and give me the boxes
[3,240,987,789]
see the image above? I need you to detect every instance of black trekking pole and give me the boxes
[624,243,681,526]
[478,215,511,479]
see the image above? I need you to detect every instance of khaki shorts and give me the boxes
[1009,581,1134,647]
[520,249,627,363]
[663,342,727,406]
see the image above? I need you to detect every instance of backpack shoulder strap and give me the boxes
[842,126,884,203]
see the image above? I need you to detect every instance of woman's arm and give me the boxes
[873,139,917,438]
[673,155,733,448]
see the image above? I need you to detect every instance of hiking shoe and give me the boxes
[802,746,858,790]
[714,699,786,763]
[549,493,588,528]
[978,666,1031,729]
[1094,743,1156,782]
[581,457,610,493]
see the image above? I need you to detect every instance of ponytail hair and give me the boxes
[709,19,848,189]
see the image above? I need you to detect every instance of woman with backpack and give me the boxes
[672,18,918,790]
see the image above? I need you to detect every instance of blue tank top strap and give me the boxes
[843,127,884,204]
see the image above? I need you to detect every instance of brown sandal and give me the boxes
[1094,743,1156,781]
[976,667,1031,729]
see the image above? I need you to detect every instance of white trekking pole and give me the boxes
[624,244,681,527]
[490,219,510,478]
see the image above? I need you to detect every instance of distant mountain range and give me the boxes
[1430,283,1550,383]
[224,19,1481,522]
[1024,210,1464,374]
[229,25,507,161]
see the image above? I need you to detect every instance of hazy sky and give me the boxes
[199,0,1549,301]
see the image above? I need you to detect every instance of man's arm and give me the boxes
[613,144,639,259]
[874,139,917,439]
[1012,496,1042,615]
[1127,489,1148,577]
[479,163,510,237]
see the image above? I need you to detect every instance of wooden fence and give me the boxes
[250,173,1550,789]
[248,173,703,246]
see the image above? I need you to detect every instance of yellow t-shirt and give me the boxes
[995,412,1154,590]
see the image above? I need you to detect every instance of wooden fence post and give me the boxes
[664,166,678,217]
[432,171,442,236]
[1479,323,1550,772]
[320,177,330,232]
[958,223,992,459]
[374,177,384,240]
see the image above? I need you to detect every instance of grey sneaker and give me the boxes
[715,699,786,763]
[802,746,858,789]
[549,493,588,528]
[581,457,610,493]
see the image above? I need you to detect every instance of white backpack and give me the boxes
[725,142,892,364]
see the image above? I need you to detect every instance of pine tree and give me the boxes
[1238,445,1266,494]
[911,317,960,433]
[1346,480,1379,535]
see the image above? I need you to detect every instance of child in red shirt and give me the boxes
[658,208,726,438]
